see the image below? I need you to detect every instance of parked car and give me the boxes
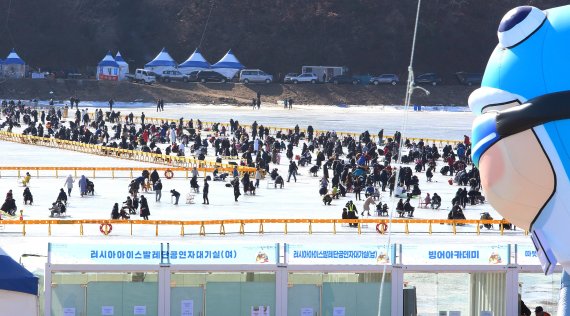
[186,71,200,82]
[125,69,156,85]
[290,73,318,84]
[328,75,360,85]
[370,74,399,85]
[414,73,442,86]
[455,72,482,86]
[196,71,229,83]
[283,73,299,83]
[240,69,273,84]
[160,70,189,82]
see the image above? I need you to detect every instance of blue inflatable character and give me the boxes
[470,5,570,274]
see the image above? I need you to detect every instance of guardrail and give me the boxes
[0,218,521,237]
[0,131,256,174]
[87,112,463,146]
[0,166,248,179]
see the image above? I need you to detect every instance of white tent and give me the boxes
[0,248,39,316]
[211,49,244,78]
[145,47,177,75]
[115,51,130,80]
[97,51,120,81]
[178,48,211,74]
[3,49,26,79]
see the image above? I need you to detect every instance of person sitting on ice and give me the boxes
[111,203,120,220]
[23,187,33,205]
[376,203,389,216]
[21,172,31,187]
[323,193,333,205]
[411,184,421,197]
[49,200,66,217]
[403,198,415,217]
[1,191,17,216]
[431,193,441,209]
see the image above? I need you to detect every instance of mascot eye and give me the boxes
[468,87,525,115]
[497,6,546,48]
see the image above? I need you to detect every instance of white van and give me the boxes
[239,69,273,84]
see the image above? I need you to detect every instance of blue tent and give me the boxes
[145,48,177,68]
[211,49,244,78]
[98,51,119,68]
[178,48,210,73]
[0,248,38,296]
[4,48,25,65]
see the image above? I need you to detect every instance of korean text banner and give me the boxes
[401,244,509,265]
[286,244,391,265]
[49,243,278,265]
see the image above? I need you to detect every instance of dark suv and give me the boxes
[196,71,229,83]
[455,72,482,86]
[414,73,443,86]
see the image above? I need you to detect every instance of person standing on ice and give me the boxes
[170,127,176,144]
[203,178,209,204]
[64,175,74,196]
[79,175,87,197]
[139,195,150,220]
[232,177,241,202]
[362,195,376,216]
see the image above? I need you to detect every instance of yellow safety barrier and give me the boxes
[0,166,254,178]
[87,112,463,146]
[0,131,255,174]
[0,218,514,237]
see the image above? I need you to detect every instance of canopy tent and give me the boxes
[3,49,26,78]
[0,248,39,316]
[178,48,211,74]
[97,51,120,81]
[145,47,177,75]
[115,51,130,80]
[211,49,244,78]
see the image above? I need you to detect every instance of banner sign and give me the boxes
[49,243,278,265]
[401,244,509,265]
[286,244,391,265]
[516,244,540,265]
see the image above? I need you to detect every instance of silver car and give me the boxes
[239,69,273,84]
[370,74,400,85]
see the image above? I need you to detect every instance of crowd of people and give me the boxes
[0,98,489,224]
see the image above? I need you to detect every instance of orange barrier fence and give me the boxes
[0,131,256,174]
[0,218,522,237]
[87,112,463,146]
[0,166,252,179]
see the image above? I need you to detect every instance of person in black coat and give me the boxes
[57,188,68,204]
[23,187,33,205]
[150,169,160,186]
[232,177,241,202]
[111,203,120,219]
[203,178,209,204]
[139,195,150,220]
[170,189,180,205]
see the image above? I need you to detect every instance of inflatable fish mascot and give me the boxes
[470,5,570,276]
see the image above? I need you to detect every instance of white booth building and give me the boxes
[115,51,130,81]
[97,51,120,81]
[178,48,211,75]
[211,49,244,79]
[43,242,561,316]
[145,48,177,75]
[3,49,26,78]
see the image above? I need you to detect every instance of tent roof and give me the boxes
[4,48,25,65]
[179,48,210,69]
[0,248,38,296]
[145,47,177,67]
[98,51,119,67]
[115,51,128,65]
[212,49,244,69]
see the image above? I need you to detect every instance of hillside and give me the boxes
[0,1,566,80]
[0,79,475,106]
